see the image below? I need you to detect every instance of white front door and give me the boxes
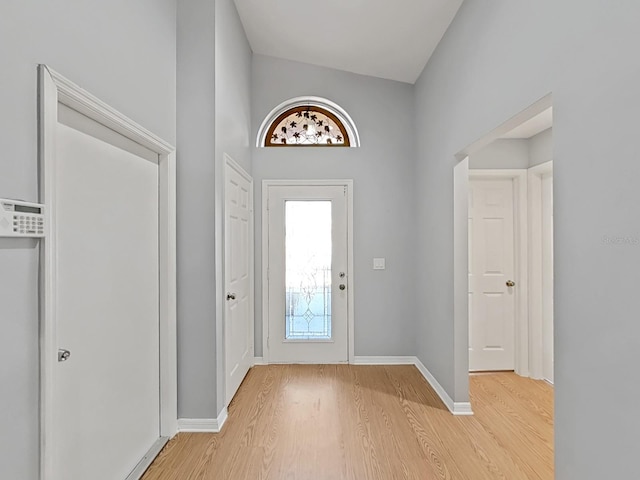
[266,184,349,363]
[224,158,253,405]
[468,177,516,371]
[54,109,161,479]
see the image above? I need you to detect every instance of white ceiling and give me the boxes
[233,0,464,84]
[501,108,554,139]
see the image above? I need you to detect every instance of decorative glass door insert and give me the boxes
[285,201,332,340]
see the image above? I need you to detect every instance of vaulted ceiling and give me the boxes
[233,0,464,84]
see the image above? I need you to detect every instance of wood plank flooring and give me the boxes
[143,365,553,480]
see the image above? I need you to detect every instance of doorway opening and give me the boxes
[455,94,555,402]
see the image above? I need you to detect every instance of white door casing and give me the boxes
[263,181,353,364]
[541,172,554,383]
[527,161,554,382]
[224,156,254,405]
[468,177,516,371]
[39,66,177,480]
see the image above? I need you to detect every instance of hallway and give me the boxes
[143,366,553,479]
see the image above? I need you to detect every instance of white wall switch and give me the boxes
[373,258,386,270]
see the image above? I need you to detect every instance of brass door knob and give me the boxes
[506,280,515,288]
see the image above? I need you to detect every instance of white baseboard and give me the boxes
[352,356,416,365]
[217,407,228,430]
[451,401,474,415]
[253,356,266,365]
[178,407,228,433]
[412,358,474,416]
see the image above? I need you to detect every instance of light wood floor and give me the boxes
[143,365,553,480]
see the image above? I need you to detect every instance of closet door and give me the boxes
[53,107,161,480]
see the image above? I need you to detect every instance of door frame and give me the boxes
[527,161,553,380]
[38,66,177,479]
[223,154,254,406]
[261,179,355,364]
[468,169,529,375]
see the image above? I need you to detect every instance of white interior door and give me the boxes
[541,173,554,383]
[224,159,253,405]
[266,184,349,363]
[469,177,516,371]
[54,108,161,480]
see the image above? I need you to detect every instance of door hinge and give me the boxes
[344,186,347,196]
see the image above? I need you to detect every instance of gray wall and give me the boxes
[0,0,177,477]
[251,55,416,358]
[469,130,553,169]
[215,0,252,174]
[213,0,252,414]
[176,0,217,419]
[177,0,252,419]
[414,1,640,478]
[469,139,529,169]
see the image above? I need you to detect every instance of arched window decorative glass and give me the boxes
[266,106,349,146]
[257,97,360,148]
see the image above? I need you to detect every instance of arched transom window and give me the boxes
[257,97,360,148]
[266,106,349,147]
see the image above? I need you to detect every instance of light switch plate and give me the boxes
[373,258,386,270]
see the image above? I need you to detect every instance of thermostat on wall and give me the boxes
[0,198,45,238]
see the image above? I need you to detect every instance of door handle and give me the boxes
[339,284,346,291]
[226,293,236,301]
[58,349,71,362]
[506,280,515,288]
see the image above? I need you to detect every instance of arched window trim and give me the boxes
[257,96,361,148]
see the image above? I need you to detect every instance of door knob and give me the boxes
[226,293,236,301]
[58,349,71,362]
[506,280,515,288]
[339,284,346,290]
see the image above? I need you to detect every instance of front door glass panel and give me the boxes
[285,201,332,340]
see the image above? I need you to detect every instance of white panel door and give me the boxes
[469,178,516,371]
[266,185,349,363]
[54,118,160,480]
[541,173,554,383]
[224,160,253,405]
